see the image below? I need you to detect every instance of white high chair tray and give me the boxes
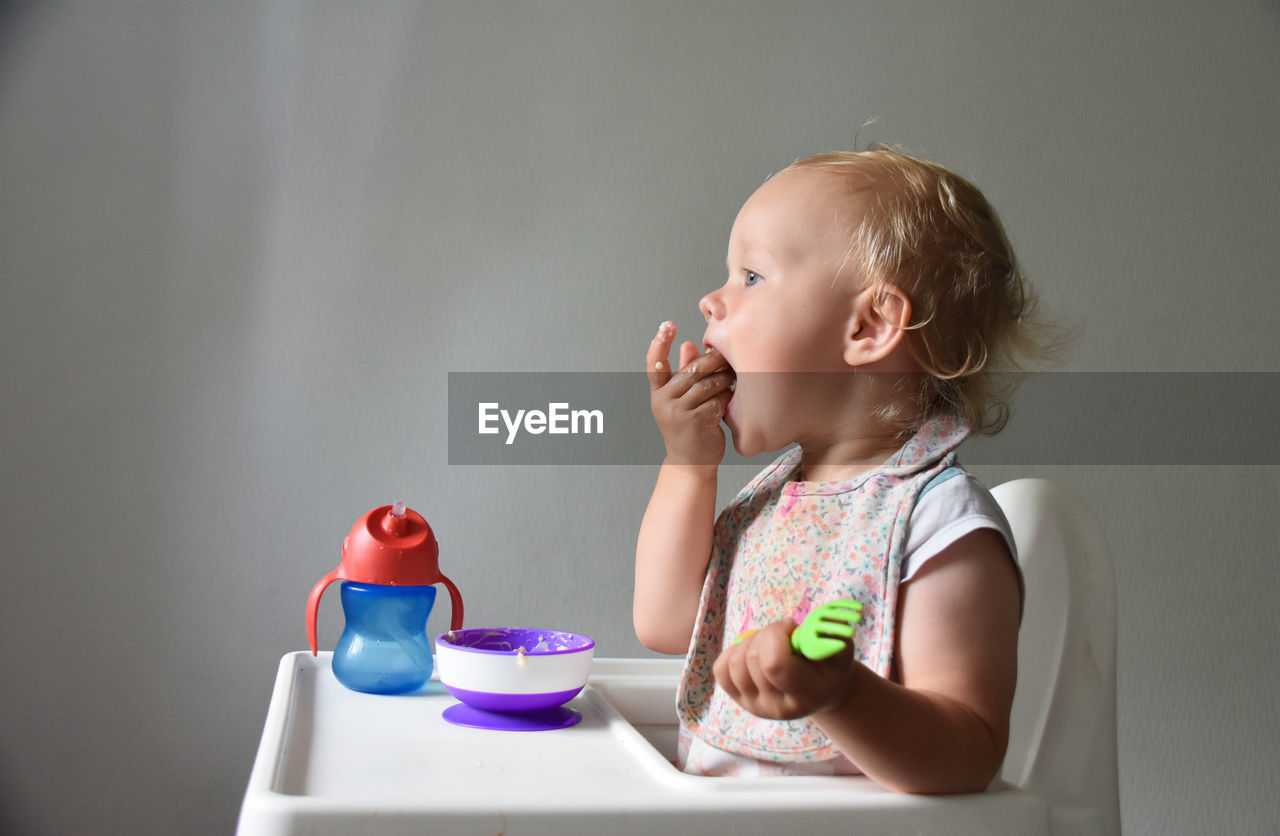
[238,653,1050,835]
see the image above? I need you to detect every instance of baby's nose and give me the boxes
[699,289,724,322]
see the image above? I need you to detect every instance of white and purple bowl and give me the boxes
[435,628,595,713]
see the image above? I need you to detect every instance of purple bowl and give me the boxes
[435,628,595,713]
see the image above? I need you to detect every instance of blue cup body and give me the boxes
[331,581,437,694]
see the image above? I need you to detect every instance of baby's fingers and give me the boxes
[647,321,677,391]
[749,621,804,690]
[678,340,701,370]
[714,642,760,704]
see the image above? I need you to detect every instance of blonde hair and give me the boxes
[784,145,1063,435]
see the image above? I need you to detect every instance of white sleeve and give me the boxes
[902,472,1017,583]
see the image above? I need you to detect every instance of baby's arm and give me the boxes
[716,528,1020,793]
[634,460,718,653]
[819,528,1020,792]
[633,322,734,654]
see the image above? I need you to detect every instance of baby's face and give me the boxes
[700,168,866,456]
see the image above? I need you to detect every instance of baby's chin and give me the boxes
[725,418,780,460]
[725,419,751,457]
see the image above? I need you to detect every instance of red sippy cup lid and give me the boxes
[306,502,464,654]
[341,501,443,586]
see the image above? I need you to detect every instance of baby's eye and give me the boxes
[744,270,763,286]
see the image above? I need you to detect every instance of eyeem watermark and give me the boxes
[478,402,604,445]
[449,372,651,464]
[449,371,1280,465]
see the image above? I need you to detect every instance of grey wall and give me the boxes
[2,2,1277,833]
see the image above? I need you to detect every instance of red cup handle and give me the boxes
[306,569,341,656]
[438,573,464,631]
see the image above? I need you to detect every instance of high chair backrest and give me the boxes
[991,479,1121,835]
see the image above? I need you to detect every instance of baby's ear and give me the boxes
[842,284,912,368]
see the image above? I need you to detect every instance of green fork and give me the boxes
[789,600,863,661]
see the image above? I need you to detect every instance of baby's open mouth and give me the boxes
[703,340,737,415]
[703,341,734,372]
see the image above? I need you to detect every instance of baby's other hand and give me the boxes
[647,321,734,466]
[714,619,856,721]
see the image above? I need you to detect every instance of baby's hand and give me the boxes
[647,321,734,466]
[714,619,857,721]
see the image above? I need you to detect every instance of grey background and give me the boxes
[2,2,1277,833]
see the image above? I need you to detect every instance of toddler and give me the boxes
[634,146,1050,793]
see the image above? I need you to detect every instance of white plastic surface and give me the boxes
[993,479,1121,835]
[239,655,1046,835]
[239,479,1118,836]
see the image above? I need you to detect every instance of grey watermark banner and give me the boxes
[448,372,1279,465]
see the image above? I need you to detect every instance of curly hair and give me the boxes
[783,145,1063,435]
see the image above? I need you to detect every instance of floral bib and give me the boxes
[677,415,972,762]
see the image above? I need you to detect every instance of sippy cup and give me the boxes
[306,502,464,694]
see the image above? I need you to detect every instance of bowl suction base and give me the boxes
[441,703,582,731]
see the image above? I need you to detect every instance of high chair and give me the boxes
[593,477,1121,835]
[991,478,1121,834]
[239,478,1119,835]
